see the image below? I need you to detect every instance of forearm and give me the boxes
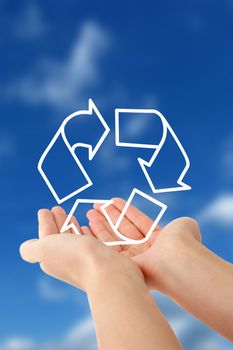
[157,236,233,340]
[87,268,182,350]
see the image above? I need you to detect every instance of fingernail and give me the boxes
[86,209,96,219]
[51,206,62,211]
[38,209,50,216]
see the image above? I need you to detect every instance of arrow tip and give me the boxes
[87,98,110,161]
[137,157,150,168]
[138,158,191,193]
[88,98,96,113]
[178,182,192,191]
[61,221,81,235]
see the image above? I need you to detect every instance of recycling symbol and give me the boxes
[38,99,191,246]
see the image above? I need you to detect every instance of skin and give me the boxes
[20,198,233,345]
[20,207,182,350]
[89,198,233,341]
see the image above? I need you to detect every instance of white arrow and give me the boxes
[38,99,110,204]
[115,108,191,194]
[61,188,167,246]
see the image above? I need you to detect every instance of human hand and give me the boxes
[87,198,201,290]
[31,202,232,342]
[20,207,144,292]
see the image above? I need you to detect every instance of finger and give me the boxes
[94,202,144,240]
[81,226,94,237]
[51,206,71,233]
[112,198,156,236]
[113,198,160,235]
[38,209,58,238]
[70,215,82,234]
[20,239,41,263]
[89,219,121,251]
[87,209,117,241]
[52,206,81,234]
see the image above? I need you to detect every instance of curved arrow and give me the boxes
[39,102,189,246]
[38,99,110,204]
[115,108,191,193]
[61,188,167,246]
[65,99,110,160]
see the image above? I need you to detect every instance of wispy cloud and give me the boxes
[1,294,231,350]
[37,277,72,302]
[0,132,14,159]
[183,11,204,34]
[124,113,150,138]
[0,318,96,350]
[63,318,97,350]
[7,22,111,109]
[221,133,233,179]
[198,193,233,227]
[155,293,232,350]
[13,3,46,40]
[0,337,36,350]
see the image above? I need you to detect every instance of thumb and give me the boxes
[20,239,41,263]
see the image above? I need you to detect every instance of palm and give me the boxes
[83,198,161,258]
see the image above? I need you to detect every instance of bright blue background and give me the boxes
[0,0,233,349]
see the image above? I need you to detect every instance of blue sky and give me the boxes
[0,0,233,349]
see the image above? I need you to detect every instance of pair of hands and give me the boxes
[20,198,201,293]
[20,200,233,343]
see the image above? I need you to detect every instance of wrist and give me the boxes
[154,232,200,293]
[69,237,146,293]
[86,254,147,295]
[139,228,199,292]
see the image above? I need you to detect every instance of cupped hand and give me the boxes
[86,198,202,290]
[20,207,144,292]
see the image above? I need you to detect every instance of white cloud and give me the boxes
[222,134,233,177]
[119,94,159,138]
[13,3,46,39]
[124,114,149,138]
[183,11,204,34]
[0,319,97,350]
[169,316,222,350]
[0,132,14,159]
[64,318,97,350]
[1,293,231,350]
[223,150,233,169]
[198,193,233,227]
[8,22,110,109]
[0,338,36,350]
[155,293,232,350]
[37,277,71,302]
